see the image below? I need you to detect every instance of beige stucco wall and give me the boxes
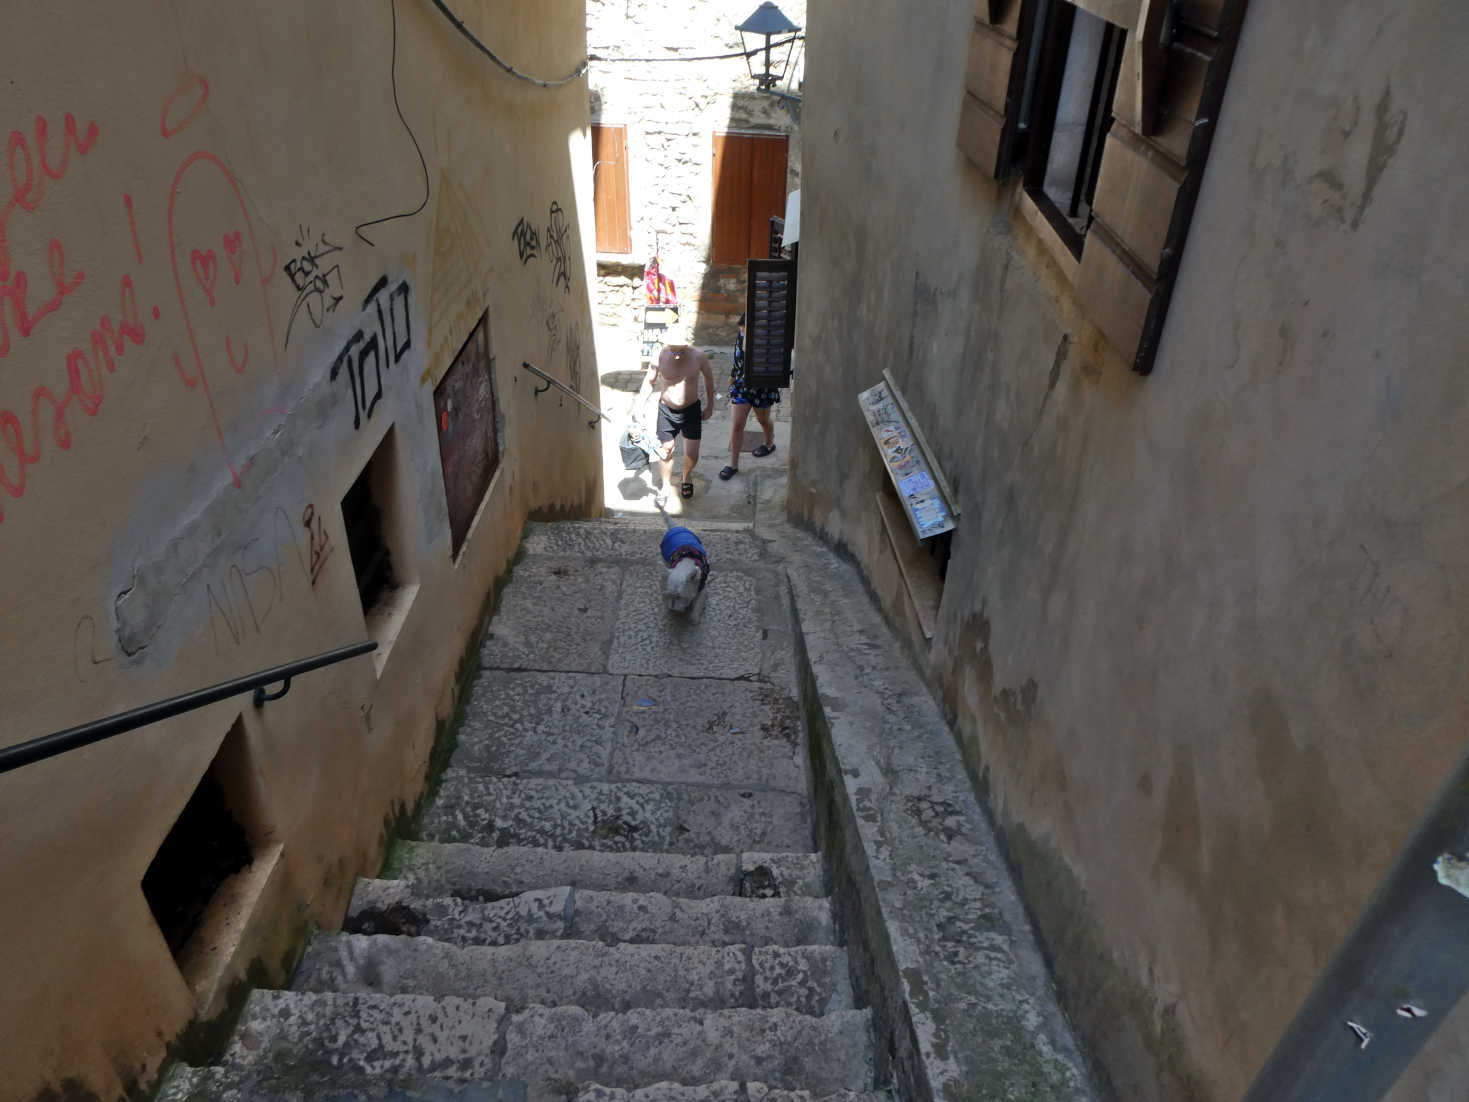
[587,0,804,365]
[0,3,599,1098]
[790,0,1469,1098]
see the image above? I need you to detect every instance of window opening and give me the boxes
[142,719,257,960]
[342,444,396,615]
[1023,2,1126,256]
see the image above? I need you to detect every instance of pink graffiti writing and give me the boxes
[167,150,279,488]
[160,72,210,140]
[0,274,146,522]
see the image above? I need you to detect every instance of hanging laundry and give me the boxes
[645,255,678,305]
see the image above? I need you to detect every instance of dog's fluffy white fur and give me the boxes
[664,557,705,615]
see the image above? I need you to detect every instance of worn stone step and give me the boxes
[448,673,806,795]
[521,521,770,565]
[449,670,623,779]
[608,677,806,791]
[417,771,812,855]
[382,844,824,901]
[347,880,837,947]
[156,1063,523,1101]
[294,934,853,1015]
[501,1007,875,1095]
[220,990,505,1083]
[572,1085,891,1102]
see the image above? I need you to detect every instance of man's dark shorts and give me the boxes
[657,399,703,443]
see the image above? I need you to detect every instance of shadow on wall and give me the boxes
[691,93,791,345]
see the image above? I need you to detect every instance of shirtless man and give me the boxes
[634,324,715,499]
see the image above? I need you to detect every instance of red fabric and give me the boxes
[645,256,677,304]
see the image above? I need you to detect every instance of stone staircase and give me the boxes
[159,521,886,1102]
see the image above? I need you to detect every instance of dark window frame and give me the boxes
[1021,0,1126,258]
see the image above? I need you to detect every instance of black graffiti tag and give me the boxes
[283,225,345,347]
[330,276,413,430]
[545,201,571,293]
[511,217,541,264]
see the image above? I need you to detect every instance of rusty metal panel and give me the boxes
[434,311,499,558]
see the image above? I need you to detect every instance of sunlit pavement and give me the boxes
[597,344,794,526]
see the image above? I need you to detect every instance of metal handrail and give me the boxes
[0,640,377,776]
[520,361,610,429]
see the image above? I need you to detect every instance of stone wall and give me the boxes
[789,0,1469,1099]
[588,0,805,368]
[0,3,600,1098]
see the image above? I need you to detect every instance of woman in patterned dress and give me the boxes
[718,314,779,480]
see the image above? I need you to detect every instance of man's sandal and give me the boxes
[718,466,739,481]
[681,482,694,499]
[752,443,776,458]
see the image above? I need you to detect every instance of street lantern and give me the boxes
[737,3,802,92]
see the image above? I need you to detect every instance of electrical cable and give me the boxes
[355,0,432,245]
[427,0,590,87]
[425,0,803,88]
[590,35,803,64]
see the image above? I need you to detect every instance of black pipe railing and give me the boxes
[0,640,377,776]
[519,361,611,429]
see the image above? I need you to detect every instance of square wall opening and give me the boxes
[142,715,268,966]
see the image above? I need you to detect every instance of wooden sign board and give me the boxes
[858,380,956,541]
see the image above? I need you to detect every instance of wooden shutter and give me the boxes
[1076,0,1249,373]
[712,134,788,265]
[591,125,631,254]
[745,258,796,387]
[956,0,1030,178]
[747,136,789,261]
[711,134,753,264]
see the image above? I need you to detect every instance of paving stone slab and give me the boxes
[350,880,837,948]
[614,677,805,791]
[419,772,675,852]
[673,785,812,855]
[572,1084,743,1102]
[608,567,764,679]
[572,1085,890,1102]
[223,990,505,1082]
[382,843,755,900]
[501,1007,875,1095]
[345,881,571,945]
[295,935,850,1015]
[523,522,770,566]
[481,561,623,672]
[566,890,837,948]
[451,672,623,778]
[418,772,811,855]
[738,853,826,899]
[749,1089,893,1102]
[156,1065,524,1102]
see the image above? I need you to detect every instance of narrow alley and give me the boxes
[4,2,1466,1100]
[156,512,1094,1099]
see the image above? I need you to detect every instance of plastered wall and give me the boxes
[789,0,1469,1098]
[0,3,599,1098]
[586,0,804,360]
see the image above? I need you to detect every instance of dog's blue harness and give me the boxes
[661,527,709,591]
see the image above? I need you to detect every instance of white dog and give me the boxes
[660,526,709,616]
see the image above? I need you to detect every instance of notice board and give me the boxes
[858,375,957,541]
